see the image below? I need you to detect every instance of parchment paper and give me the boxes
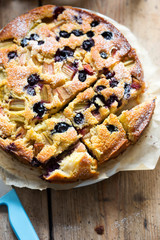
[0,10,159,190]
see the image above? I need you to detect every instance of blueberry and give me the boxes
[59,31,70,38]
[124,83,131,99]
[96,85,106,92]
[7,51,17,60]
[86,31,94,38]
[6,143,17,152]
[31,157,41,167]
[100,51,107,59]
[74,15,82,24]
[56,36,60,41]
[63,47,74,57]
[46,160,60,173]
[91,94,105,109]
[54,47,74,62]
[73,59,79,69]
[91,20,99,27]
[21,38,29,47]
[53,6,65,19]
[109,78,119,88]
[27,86,36,96]
[38,40,45,45]
[106,124,118,133]
[74,113,84,125]
[72,30,84,36]
[51,122,71,134]
[27,74,40,86]
[78,70,87,82]
[82,39,95,51]
[101,31,113,40]
[117,99,122,107]
[49,160,60,171]
[54,49,63,62]
[105,94,118,107]
[33,102,46,118]
[29,33,39,41]
[105,71,115,79]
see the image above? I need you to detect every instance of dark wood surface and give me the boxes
[0,0,160,239]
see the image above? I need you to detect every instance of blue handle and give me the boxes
[0,189,39,240]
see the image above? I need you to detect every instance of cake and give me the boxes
[0,5,155,183]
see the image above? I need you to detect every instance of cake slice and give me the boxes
[0,112,80,165]
[83,100,155,164]
[83,113,129,163]
[63,87,109,129]
[64,61,144,131]
[119,99,155,143]
[43,141,98,182]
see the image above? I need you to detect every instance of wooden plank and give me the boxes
[0,188,49,240]
[0,0,39,29]
[0,1,50,240]
[50,161,160,240]
[0,205,17,240]
[15,188,49,240]
[44,0,160,239]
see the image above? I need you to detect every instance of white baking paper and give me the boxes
[0,9,159,190]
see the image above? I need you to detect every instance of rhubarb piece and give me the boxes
[42,62,54,74]
[40,85,52,102]
[9,99,25,111]
[62,63,77,79]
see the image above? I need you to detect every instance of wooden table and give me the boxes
[0,0,160,239]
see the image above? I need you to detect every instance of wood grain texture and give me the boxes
[0,188,49,240]
[0,0,39,28]
[50,160,160,240]
[0,0,160,239]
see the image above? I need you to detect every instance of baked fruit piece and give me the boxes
[83,100,155,163]
[0,5,154,183]
[43,141,98,182]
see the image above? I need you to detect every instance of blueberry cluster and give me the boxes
[54,47,74,62]
[21,34,45,48]
[24,74,42,96]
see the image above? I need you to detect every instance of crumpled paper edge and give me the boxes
[0,9,159,190]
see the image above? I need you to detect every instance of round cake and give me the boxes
[0,5,155,183]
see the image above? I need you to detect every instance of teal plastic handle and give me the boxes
[0,189,39,240]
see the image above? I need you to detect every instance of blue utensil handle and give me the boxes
[0,189,39,240]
